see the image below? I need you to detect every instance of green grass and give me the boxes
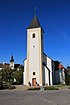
[28,84,70,91]
[54,84,66,89]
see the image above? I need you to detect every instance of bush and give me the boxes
[8,85,16,90]
[65,77,70,85]
[44,86,59,90]
[28,87,40,90]
[2,82,9,89]
[68,87,70,89]
[0,82,3,90]
[12,70,23,85]
[28,86,59,90]
[2,82,16,90]
[65,71,70,85]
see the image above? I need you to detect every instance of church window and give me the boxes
[33,72,35,75]
[32,33,35,38]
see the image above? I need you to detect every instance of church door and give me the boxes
[32,78,36,86]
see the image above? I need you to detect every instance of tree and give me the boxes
[12,69,23,84]
[0,67,13,83]
[0,66,24,85]
[65,66,70,85]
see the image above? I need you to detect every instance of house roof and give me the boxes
[0,63,9,69]
[27,15,41,29]
[0,63,4,68]
[54,61,65,71]
[43,62,50,71]
[0,62,23,70]
[43,52,53,61]
[58,64,64,69]
[14,64,21,68]
[10,55,14,62]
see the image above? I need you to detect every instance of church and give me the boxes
[23,14,65,86]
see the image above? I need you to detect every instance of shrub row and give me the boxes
[44,86,59,90]
[28,87,40,90]
[0,82,16,90]
[28,86,59,90]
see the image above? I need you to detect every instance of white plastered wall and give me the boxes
[10,62,14,70]
[24,59,28,85]
[43,54,53,86]
[43,65,49,86]
[59,68,65,84]
[27,28,43,86]
[47,57,53,85]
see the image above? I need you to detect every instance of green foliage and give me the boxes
[28,86,59,91]
[28,87,40,90]
[44,86,59,90]
[8,85,16,90]
[65,69,70,85]
[0,68,13,83]
[0,66,24,86]
[0,81,16,90]
[65,75,70,85]
[0,81,3,89]
[12,70,23,84]
[2,81,9,89]
[0,66,24,90]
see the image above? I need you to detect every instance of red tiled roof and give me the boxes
[58,64,64,69]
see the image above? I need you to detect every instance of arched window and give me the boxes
[33,72,35,75]
[32,33,35,38]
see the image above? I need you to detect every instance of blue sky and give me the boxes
[0,0,70,67]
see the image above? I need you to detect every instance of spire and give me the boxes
[27,8,41,29]
[34,7,36,16]
[27,15,41,29]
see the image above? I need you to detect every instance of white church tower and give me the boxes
[24,14,53,86]
[10,55,14,70]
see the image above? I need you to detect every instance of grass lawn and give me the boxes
[28,84,70,90]
[53,84,70,89]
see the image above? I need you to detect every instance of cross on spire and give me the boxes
[34,6,36,16]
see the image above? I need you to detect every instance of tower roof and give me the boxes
[10,55,14,62]
[27,15,41,29]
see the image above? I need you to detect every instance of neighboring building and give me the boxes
[23,14,65,86]
[0,63,9,70]
[0,56,22,71]
[0,63,4,70]
[53,61,65,84]
[67,66,70,70]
